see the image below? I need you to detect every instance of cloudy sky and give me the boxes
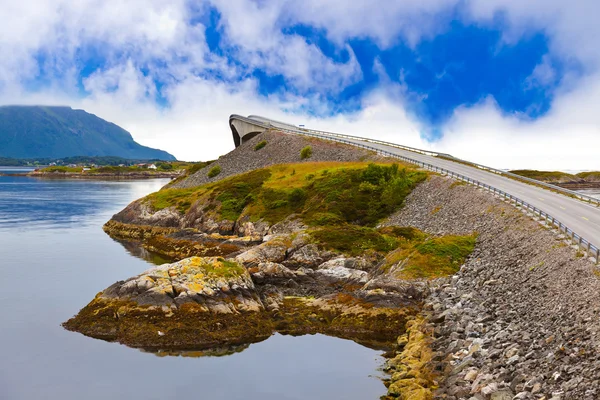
[1,0,598,170]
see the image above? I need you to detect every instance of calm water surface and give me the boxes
[0,174,386,400]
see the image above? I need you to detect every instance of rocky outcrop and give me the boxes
[64,255,417,351]
[63,257,272,349]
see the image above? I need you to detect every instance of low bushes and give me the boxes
[300,146,312,159]
[207,165,222,178]
[254,141,267,151]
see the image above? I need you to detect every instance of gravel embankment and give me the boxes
[170,130,382,189]
[385,176,600,400]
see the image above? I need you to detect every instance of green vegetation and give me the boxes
[576,171,600,181]
[254,140,267,151]
[207,165,222,178]
[40,166,82,173]
[183,257,246,278]
[509,169,577,182]
[300,146,313,160]
[309,225,412,257]
[308,224,475,279]
[383,234,477,280]
[37,161,209,176]
[0,105,174,160]
[145,161,426,226]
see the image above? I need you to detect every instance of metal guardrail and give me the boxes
[244,115,600,208]
[274,124,600,264]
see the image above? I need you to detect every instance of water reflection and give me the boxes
[0,175,170,230]
[0,175,387,400]
[112,237,175,265]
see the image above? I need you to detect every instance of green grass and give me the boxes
[308,225,476,279]
[39,166,81,173]
[254,140,267,151]
[576,171,600,181]
[300,146,313,160]
[383,234,477,280]
[145,161,426,225]
[207,165,222,178]
[509,169,577,182]
[309,225,401,257]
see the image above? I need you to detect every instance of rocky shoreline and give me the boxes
[63,131,600,399]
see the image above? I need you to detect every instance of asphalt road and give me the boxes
[235,114,600,253]
[340,137,600,251]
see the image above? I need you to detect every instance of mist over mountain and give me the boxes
[0,106,175,160]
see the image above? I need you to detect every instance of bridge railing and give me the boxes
[290,123,600,208]
[269,125,600,264]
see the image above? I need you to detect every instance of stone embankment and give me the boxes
[385,176,600,400]
[169,129,381,189]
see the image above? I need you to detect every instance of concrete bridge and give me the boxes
[229,114,600,262]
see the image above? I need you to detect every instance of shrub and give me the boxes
[186,162,210,176]
[254,140,267,151]
[207,165,222,178]
[300,146,313,159]
[157,163,173,171]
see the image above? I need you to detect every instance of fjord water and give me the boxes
[0,172,386,400]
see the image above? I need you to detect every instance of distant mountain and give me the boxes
[0,106,175,160]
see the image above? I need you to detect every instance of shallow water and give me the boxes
[0,175,386,400]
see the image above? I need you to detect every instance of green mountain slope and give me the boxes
[0,106,175,160]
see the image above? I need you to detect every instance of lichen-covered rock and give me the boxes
[383,317,435,400]
[284,243,334,270]
[315,258,369,284]
[250,262,297,282]
[112,200,182,227]
[101,257,262,311]
[234,235,290,268]
[63,257,271,350]
[234,215,270,237]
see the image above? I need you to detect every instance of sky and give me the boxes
[0,0,598,170]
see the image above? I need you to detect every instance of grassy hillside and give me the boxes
[509,169,578,182]
[0,106,175,160]
[145,161,428,227]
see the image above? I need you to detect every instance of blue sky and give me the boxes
[0,0,598,169]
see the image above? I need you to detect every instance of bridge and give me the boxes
[229,114,600,263]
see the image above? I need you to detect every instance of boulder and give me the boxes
[63,257,271,349]
[315,258,369,284]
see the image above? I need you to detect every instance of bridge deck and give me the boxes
[229,114,600,261]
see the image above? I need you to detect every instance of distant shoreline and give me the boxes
[25,170,181,180]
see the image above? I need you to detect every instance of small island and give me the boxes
[27,160,212,180]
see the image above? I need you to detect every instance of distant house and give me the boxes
[148,164,157,170]
[82,167,91,172]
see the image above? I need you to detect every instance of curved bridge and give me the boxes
[229,114,600,262]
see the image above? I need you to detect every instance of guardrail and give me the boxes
[244,115,600,208]
[271,124,600,264]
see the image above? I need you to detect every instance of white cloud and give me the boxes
[0,0,599,171]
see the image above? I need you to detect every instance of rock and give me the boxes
[235,236,289,267]
[315,258,369,283]
[464,369,479,382]
[250,262,296,282]
[284,243,331,269]
[490,390,514,400]
[62,256,273,349]
[481,383,499,396]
